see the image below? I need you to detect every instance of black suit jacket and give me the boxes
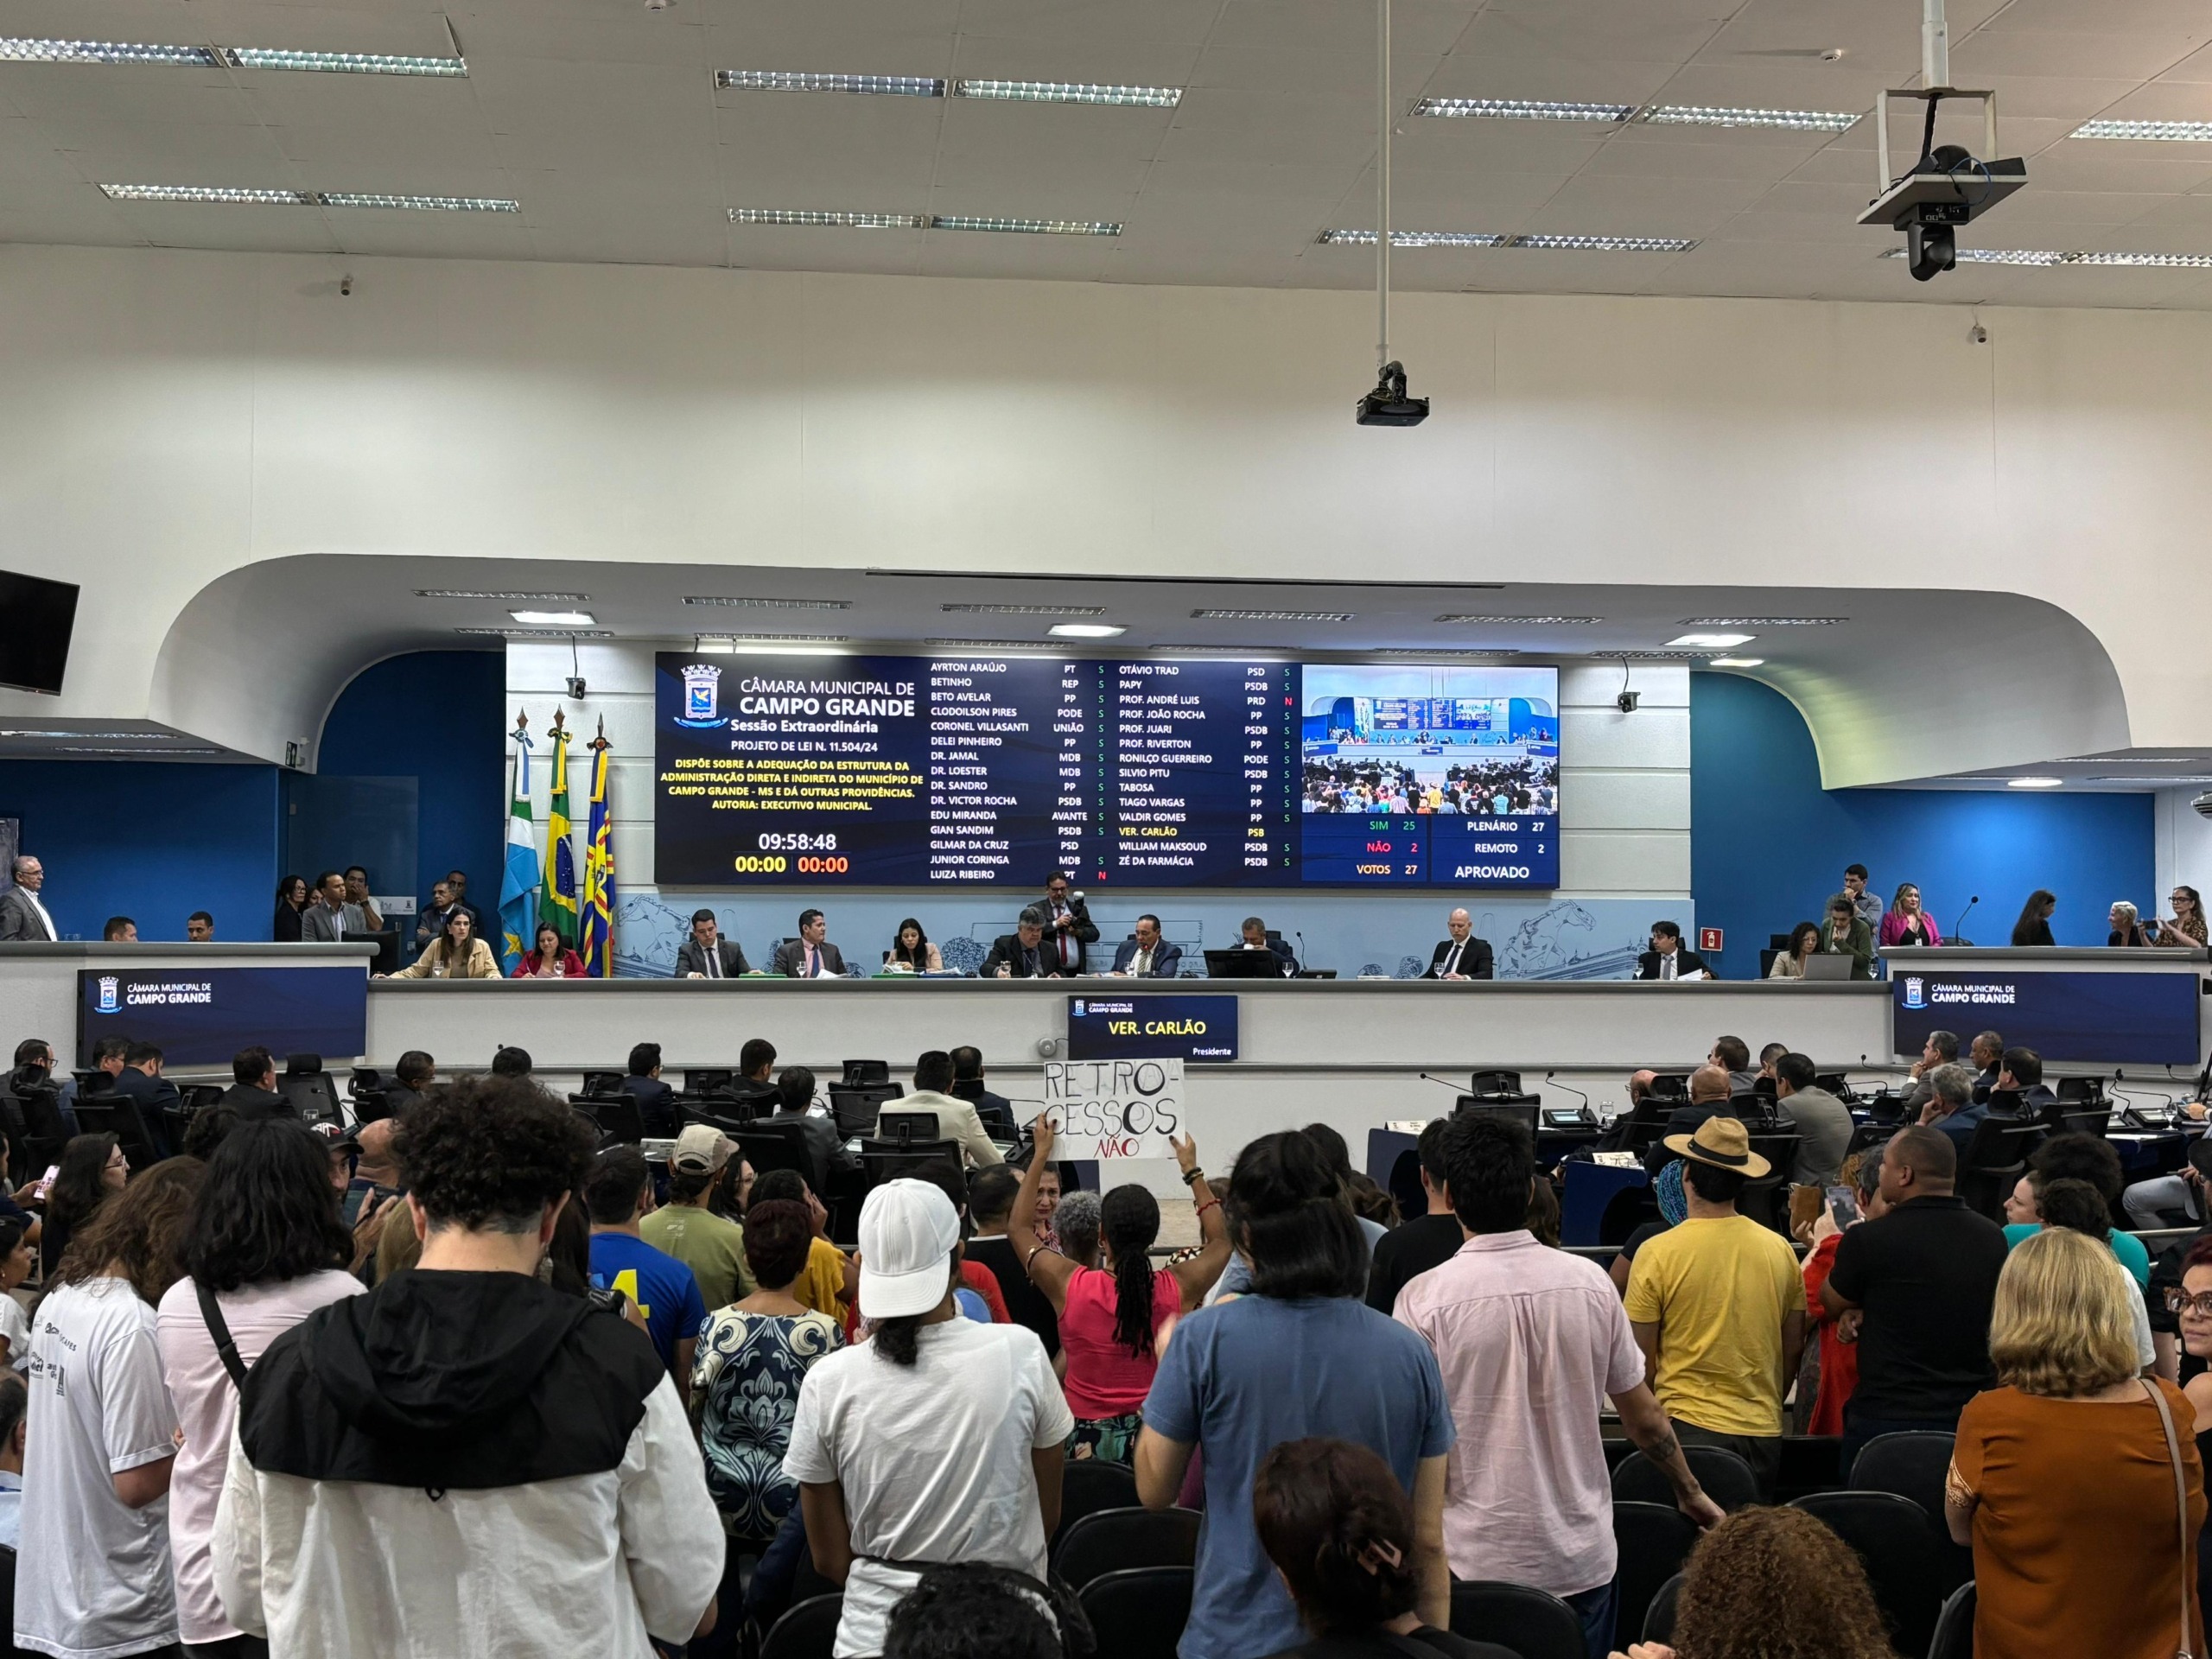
[981,934,1052,978]
[1422,938,1494,980]
[951,1081,1017,1139]
[620,1075,679,1138]
[1039,896,1100,975]
[218,1083,296,1122]
[675,937,750,977]
[1636,947,1709,981]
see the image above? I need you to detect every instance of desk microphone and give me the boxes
[1294,930,1306,966]
[1950,896,1979,943]
[1419,1073,1465,1096]
[1545,1071,1592,1117]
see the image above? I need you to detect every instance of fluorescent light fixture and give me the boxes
[103,184,518,211]
[1368,649,1510,660]
[1638,105,1860,132]
[1881,245,2212,270]
[685,595,853,610]
[716,70,945,96]
[0,729,181,739]
[1511,233,1697,252]
[943,602,1108,616]
[722,644,852,656]
[955,79,1181,106]
[730,208,927,229]
[2006,777,2064,788]
[61,746,222,756]
[698,632,854,646]
[1435,613,1599,625]
[1611,650,1702,660]
[1319,229,1506,248]
[931,215,1121,235]
[2067,251,2212,269]
[1414,97,1630,122]
[1680,615,1843,626]
[416,589,589,601]
[2088,775,2212,784]
[2057,755,2207,766]
[1706,656,1765,667]
[923,639,1065,652]
[1666,632,1754,648]
[1048,623,1127,638]
[1192,608,1354,622]
[2071,119,2212,142]
[1154,644,1294,657]
[216,48,466,76]
[510,609,595,626]
[0,38,214,65]
[454,626,613,639]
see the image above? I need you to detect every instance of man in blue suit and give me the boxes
[1109,913,1183,978]
[109,1040,181,1156]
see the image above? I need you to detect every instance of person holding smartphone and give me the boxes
[1797,1154,1885,1437]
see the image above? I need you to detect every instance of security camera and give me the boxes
[1616,690,1640,715]
[566,677,587,701]
[340,275,353,296]
[1858,91,2025,282]
[1969,322,1988,344]
[1035,1036,1060,1058]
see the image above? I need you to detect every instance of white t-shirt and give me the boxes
[156,1270,364,1643]
[784,1317,1073,1658]
[17,1276,179,1659]
[0,1293,30,1371]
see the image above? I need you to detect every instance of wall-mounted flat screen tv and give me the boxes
[0,569,80,696]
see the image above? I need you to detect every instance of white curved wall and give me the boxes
[2,242,2206,774]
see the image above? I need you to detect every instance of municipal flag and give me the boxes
[580,735,616,976]
[498,720,540,974]
[539,721,579,948]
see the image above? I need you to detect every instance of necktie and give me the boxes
[1025,947,1039,977]
[1057,908,1074,969]
[1135,949,1150,976]
[705,944,720,978]
[806,946,817,977]
[1445,941,1462,976]
[1662,953,1676,981]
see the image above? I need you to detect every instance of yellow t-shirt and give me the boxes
[1623,1213,1805,1437]
[794,1236,849,1323]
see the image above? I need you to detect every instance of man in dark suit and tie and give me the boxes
[1421,908,1494,980]
[675,909,749,978]
[1109,913,1183,978]
[949,1046,1019,1139]
[771,909,849,978]
[1635,920,1709,982]
[982,908,1054,978]
[1238,916,1299,976]
[109,1041,181,1156]
[620,1041,680,1138]
[217,1046,296,1122]
[1039,874,1099,976]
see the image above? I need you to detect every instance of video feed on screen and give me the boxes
[1299,664,1560,817]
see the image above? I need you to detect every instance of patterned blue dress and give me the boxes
[690,1307,844,1540]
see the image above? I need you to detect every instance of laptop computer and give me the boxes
[1801,953,1855,981]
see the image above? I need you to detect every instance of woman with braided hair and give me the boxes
[1009,1117,1230,1465]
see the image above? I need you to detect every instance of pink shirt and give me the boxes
[1058,1265,1181,1420]
[1394,1231,1646,1596]
[156,1269,364,1643]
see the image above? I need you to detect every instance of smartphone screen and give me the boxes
[1825,1185,1859,1230]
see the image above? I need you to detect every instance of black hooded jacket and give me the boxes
[238,1268,664,1491]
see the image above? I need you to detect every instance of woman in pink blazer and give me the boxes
[1879,882,1942,948]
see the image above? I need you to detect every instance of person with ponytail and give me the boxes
[1009,1118,1230,1467]
[1255,1438,1516,1659]
[1135,1131,1457,1659]
[786,1179,1073,1659]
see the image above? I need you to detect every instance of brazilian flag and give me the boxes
[538,723,579,947]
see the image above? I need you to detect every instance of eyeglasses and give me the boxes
[2165,1290,2212,1318]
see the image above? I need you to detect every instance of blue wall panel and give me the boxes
[0,762,279,941]
[1689,673,2153,975]
[316,650,504,908]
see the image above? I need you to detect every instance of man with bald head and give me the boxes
[1422,909,1494,980]
[1643,1065,1736,1175]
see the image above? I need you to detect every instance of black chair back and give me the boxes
[683,1069,735,1098]
[1848,1430,1973,1591]
[1052,1506,1201,1590]
[830,1084,900,1137]
[861,1141,959,1187]
[1726,1092,1771,1124]
[874,1109,942,1150]
[1469,1069,1522,1096]
[842,1059,891,1085]
[161,1106,194,1157]
[7,1082,71,1172]
[2058,1106,2113,1138]
[1844,1122,1897,1158]
[1611,1502,1699,1649]
[1743,1132,1800,1231]
[1612,1446,1759,1513]
[1643,1573,1684,1644]
[1814,1071,1848,1098]
[1077,1567,1190,1659]
[1052,1459,1140,1553]
[759,1592,842,1659]
[72,1100,161,1174]
[1448,1580,1586,1659]
[737,1122,811,1179]
[581,1093,645,1146]
[582,1071,625,1096]
[1789,1491,1945,1657]
[1928,1581,1975,1659]
[1648,1073,1688,1099]
[352,1089,391,1125]
[276,1070,344,1128]
[1959,1120,2043,1217]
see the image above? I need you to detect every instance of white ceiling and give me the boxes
[4,0,2212,305]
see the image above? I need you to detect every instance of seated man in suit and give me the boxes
[619,1041,679,1138]
[1238,915,1299,976]
[675,908,749,979]
[894,1050,1004,1166]
[1993,1046,2058,1116]
[948,1046,1017,1139]
[108,1040,181,1157]
[727,1038,783,1114]
[1642,1064,1734,1174]
[1636,919,1708,981]
[216,1046,296,1122]
[1916,1062,1986,1151]
[770,909,849,978]
[1967,1030,2005,1103]
[1709,1035,1758,1096]
[1108,913,1183,978]
[1421,908,1493,980]
[982,907,1054,978]
[763,1065,857,1193]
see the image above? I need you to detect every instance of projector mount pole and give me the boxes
[1376,0,1390,374]
[1922,0,1949,91]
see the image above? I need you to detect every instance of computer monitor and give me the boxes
[1453,1098,1540,1135]
[343,927,398,976]
[1204,948,1283,980]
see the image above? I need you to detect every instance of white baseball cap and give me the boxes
[857,1179,961,1320]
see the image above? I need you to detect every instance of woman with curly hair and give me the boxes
[18,1158,206,1659]
[1610,1505,1896,1659]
